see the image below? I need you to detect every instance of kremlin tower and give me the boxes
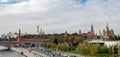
[88,24,96,39]
[17,29,21,42]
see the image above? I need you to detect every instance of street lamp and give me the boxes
[112,46,114,57]
[118,41,120,57]
[66,43,69,53]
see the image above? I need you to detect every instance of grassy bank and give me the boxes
[68,50,111,57]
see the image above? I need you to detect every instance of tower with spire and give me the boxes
[106,23,109,36]
[37,25,40,36]
[88,24,96,39]
[91,24,94,33]
[17,29,21,42]
[79,29,81,35]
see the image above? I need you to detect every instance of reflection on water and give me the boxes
[0,50,25,57]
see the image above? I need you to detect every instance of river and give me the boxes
[0,46,25,57]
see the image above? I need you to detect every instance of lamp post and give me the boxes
[66,43,69,53]
[118,41,120,57]
[112,46,114,57]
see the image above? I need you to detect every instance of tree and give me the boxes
[57,43,67,51]
[53,38,59,44]
[77,44,85,54]
[58,38,66,43]
[71,33,78,36]
[108,47,113,54]
[77,44,99,56]
[89,45,98,56]
[101,45,108,53]
[67,36,75,50]
[46,43,51,49]
[73,36,84,47]
[67,36,74,42]
[117,42,120,56]
[50,43,57,50]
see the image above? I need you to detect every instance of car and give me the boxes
[55,51,61,55]
[50,53,55,57]
[40,48,45,51]
[68,55,77,57]
[46,49,52,52]
[61,52,69,57]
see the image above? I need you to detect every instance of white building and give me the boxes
[88,39,119,47]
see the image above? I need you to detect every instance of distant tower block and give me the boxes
[37,25,40,35]
[17,29,21,42]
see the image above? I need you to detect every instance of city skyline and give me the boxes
[0,23,116,36]
[0,0,120,35]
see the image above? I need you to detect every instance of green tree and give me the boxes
[77,44,85,54]
[117,42,120,56]
[57,43,67,51]
[46,43,51,49]
[89,45,98,56]
[71,33,79,36]
[101,45,108,53]
[73,36,84,47]
[50,43,57,50]
[108,47,112,54]
[53,38,59,44]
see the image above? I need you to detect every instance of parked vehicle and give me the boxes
[68,55,77,57]
[61,52,69,57]
[50,53,55,57]
[55,51,61,55]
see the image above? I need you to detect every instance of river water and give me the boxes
[0,46,25,57]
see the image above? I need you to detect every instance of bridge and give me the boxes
[0,29,51,49]
[0,36,51,49]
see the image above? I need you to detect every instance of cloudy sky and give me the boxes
[0,0,120,35]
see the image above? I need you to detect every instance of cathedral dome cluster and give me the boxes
[103,23,114,39]
[78,23,114,40]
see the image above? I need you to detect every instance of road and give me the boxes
[27,47,86,57]
[32,48,64,57]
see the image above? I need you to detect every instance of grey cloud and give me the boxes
[0,0,120,35]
